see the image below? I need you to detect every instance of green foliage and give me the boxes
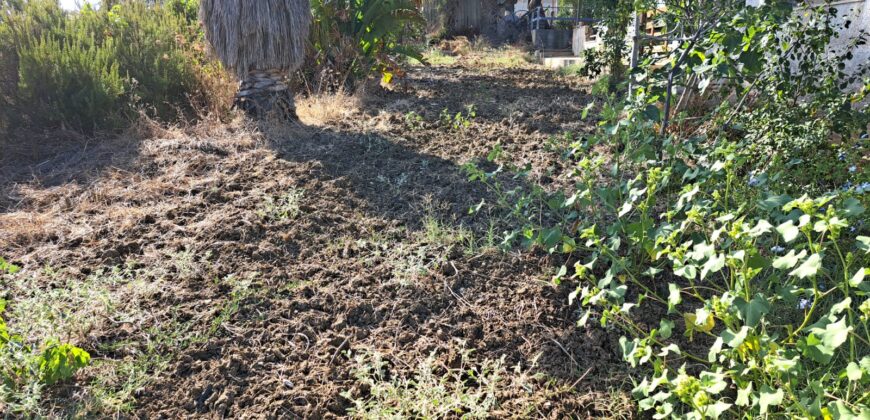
[343,350,504,418]
[0,258,20,275]
[570,0,633,80]
[630,1,869,191]
[439,104,476,131]
[1,298,91,414]
[164,0,199,23]
[13,5,126,130]
[468,2,870,418]
[0,0,231,132]
[403,110,424,130]
[257,189,304,222]
[307,0,426,91]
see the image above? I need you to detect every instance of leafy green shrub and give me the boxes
[14,12,127,130]
[306,0,426,92]
[648,2,868,193]
[468,2,870,418]
[0,0,232,132]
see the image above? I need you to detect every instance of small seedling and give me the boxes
[258,189,304,221]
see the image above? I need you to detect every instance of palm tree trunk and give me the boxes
[235,68,296,120]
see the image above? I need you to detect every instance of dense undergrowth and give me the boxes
[305,0,425,93]
[0,259,91,415]
[0,0,233,133]
[467,2,869,418]
[0,0,424,133]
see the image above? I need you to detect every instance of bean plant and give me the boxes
[0,260,91,414]
[467,2,869,417]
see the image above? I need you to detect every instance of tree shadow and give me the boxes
[264,123,504,233]
[246,122,626,416]
[0,127,147,213]
[1,111,623,416]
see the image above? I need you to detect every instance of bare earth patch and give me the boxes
[0,54,635,418]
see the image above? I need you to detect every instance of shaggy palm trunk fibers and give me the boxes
[235,68,296,120]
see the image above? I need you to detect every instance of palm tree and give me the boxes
[200,0,311,119]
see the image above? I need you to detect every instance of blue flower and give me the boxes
[770,245,785,254]
[857,182,870,194]
[797,298,812,310]
[849,165,857,173]
[838,152,846,161]
[748,176,761,187]
[843,181,853,191]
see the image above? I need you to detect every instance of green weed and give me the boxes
[258,189,304,222]
[439,104,476,131]
[0,266,95,416]
[403,111,425,131]
[209,274,255,336]
[343,349,505,419]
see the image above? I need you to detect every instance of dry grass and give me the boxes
[418,42,533,70]
[0,211,51,249]
[296,92,360,126]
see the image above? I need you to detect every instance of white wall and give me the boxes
[748,0,870,76]
[828,0,870,75]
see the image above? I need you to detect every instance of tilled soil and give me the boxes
[1,56,634,418]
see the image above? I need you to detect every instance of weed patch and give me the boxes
[258,189,304,222]
[343,349,505,418]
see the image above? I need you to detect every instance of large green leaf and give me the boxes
[668,283,681,313]
[39,342,91,385]
[759,385,784,414]
[772,249,806,270]
[735,295,770,327]
[776,220,800,243]
[789,253,822,278]
[701,253,725,279]
[815,316,851,353]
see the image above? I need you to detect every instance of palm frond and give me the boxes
[200,0,311,78]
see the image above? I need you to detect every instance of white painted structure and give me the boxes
[826,0,870,75]
[749,0,870,75]
[572,24,600,56]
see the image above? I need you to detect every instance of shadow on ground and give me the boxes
[0,127,147,213]
[3,62,628,418]
[134,123,628,418]
[265,123,500,231]
[360,65,596,136]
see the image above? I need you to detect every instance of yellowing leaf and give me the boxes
[684,311,715,333]
[380,71,394,85]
